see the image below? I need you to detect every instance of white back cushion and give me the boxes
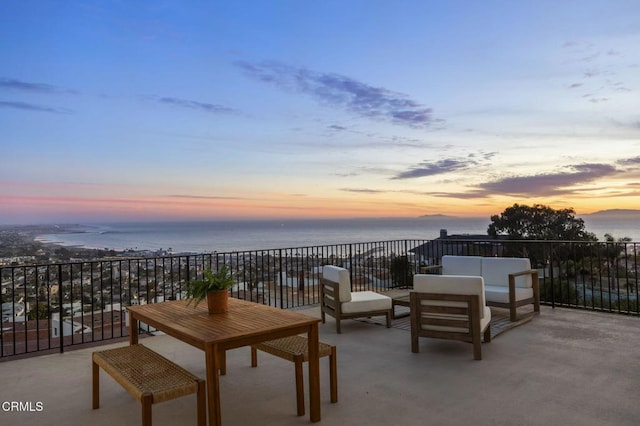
[481,257,532,288]
[442,255,482,276]
[322,265,352,302]
[413,274,486,318]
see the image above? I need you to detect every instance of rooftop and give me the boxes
[2,305,639,426]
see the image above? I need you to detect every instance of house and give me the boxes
[410,229,505,266]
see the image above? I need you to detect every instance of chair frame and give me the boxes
[410,291,491,360]
[320,277,392,334]
[487,269,540,321]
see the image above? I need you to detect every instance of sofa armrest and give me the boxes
[509,269,538,279]
[507,269,540,310]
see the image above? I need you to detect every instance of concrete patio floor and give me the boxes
[1,305,639,426]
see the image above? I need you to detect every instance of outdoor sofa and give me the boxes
[425,255,540,321]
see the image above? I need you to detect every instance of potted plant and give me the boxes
[185,265,235,314]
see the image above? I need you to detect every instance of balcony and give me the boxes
[2,304,639,425]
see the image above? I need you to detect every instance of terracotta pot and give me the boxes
[206,290,229,314]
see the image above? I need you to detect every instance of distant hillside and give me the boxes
[584,209,640,218]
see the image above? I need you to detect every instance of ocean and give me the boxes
[35,216,640,254]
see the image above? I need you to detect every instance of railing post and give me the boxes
[278,249,284,309]
[58,263,64,354]
[548,242,556,309]
[349,244,353,291]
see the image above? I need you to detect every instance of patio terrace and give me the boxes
[1,305,639,426]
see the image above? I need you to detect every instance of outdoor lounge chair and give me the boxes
[410,274,491,360]
[320,265,392,333]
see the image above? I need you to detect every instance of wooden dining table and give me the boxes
[128,298,322,426]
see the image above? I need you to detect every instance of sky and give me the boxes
[1,1,640,224]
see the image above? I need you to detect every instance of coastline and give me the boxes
[2,215,638,265]
[0,224,124,263]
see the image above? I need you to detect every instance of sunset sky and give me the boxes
[2,1,639,224]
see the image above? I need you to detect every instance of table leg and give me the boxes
[205,344,222,426]
[129,314,139,345]
[308,324,321,422]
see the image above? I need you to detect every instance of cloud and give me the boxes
[392,158,474,180]
[562,42,634,104]
[0,78,75,94]
[167,194,245,200]
[618,156,640,166]
[340,188,386,194]
[0,100,72,114]
[422,163,621,200]
[236,61,436,128]
[429,191,485,200]
[476,163,618,196]
[327,124,347,131]
[158,97,236,114]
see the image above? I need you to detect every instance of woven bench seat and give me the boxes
[92,344,205,426]
[251,335,337,416]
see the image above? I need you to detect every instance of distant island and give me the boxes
[583,209,640,218]
[418,214,461,219]
[418,210,640,220]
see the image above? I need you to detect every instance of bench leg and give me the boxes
[294,355,305,416]
[92,359,100,409]
[329,346,338,403]
[141,393,152,426]
[196,379,206,426]
[250,346,258,367]
[386,310,392,328]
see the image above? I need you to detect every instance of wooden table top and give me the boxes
[128,298,321,350]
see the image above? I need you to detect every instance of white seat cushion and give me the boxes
[442,255,483,276]
[481,257,533,288]
[413,274,487,318]
[341,291,391,314]
[484,285,534,304]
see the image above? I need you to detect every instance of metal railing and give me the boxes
[1,238,638,359]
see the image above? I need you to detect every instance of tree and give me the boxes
[602,233,632,290]
[389,255,412,288]
[488,203,597,241]
[488,204,598,268]
[28,303,49,320]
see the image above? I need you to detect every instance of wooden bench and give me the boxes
[251,335,337,416]
[92,344,206,426]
